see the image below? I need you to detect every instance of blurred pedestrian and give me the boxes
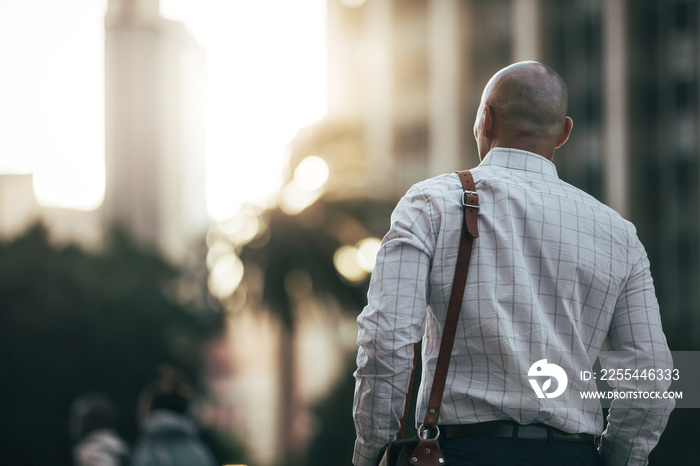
[69,392,130,466]
[131,370,217,466]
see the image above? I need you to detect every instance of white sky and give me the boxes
[0,0,327,220]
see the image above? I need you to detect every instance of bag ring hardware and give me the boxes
[418,424,441,440]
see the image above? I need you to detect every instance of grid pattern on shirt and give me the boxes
[353,148,674,466]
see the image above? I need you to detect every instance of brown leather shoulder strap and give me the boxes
[422,170,479,430]
[397,170,479,438]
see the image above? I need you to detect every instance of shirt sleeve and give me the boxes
[599,238,675,466]
[352,186,437,466]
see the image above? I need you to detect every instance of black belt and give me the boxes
[439,421,595,445]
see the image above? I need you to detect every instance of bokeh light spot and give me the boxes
[208,252,244,298]
[333,245,367,283]
[356,237,382,272]
[293,155,329,192]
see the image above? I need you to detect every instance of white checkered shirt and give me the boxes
[353,148,674,466]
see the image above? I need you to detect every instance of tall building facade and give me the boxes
[626,0,700,347]
[104,0,208,265]
[547,0,700,347]
[294,0,538,201]
[0,0,208,264]
[289,0,699,344]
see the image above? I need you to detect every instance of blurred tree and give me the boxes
[239,201,380,328]
[233,198,393,465]
[305,351,424,466]
[304,355,357,466]
[0,224,231,466]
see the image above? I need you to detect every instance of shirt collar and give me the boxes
[479,148,559,178]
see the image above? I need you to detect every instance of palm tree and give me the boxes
[216,196,392,465]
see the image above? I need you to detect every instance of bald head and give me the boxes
[474,61,572,160]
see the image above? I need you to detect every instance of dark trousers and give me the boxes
[440,436,604,466]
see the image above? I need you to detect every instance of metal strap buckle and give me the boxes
[462,190,480,208]
[418,424,441,440]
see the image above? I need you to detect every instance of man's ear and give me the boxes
[481,105,494,139]
[554,116,573,149]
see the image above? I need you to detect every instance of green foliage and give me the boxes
[0,224,222,466]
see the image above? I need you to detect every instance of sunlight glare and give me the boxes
[162,0,328,222]
[341,0,368,7]
[0,0,106,210]
[1,0,327,218]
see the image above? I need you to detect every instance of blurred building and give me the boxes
[547,0,700,348]
[0,0,208,268]
[0,175,43,240]
[286,0,699,347]
[0,174,104,248]
[624,0,700,347]
[104,0,208,266]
